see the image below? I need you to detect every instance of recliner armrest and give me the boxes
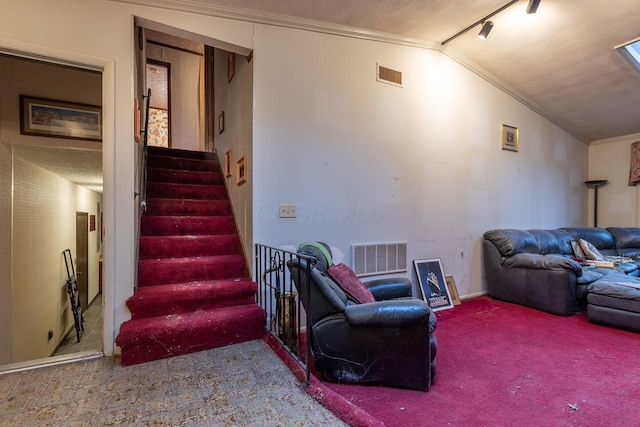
[344,299,433,328]
[364,278,412,300]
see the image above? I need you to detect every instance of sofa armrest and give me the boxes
[344,299,433,328]
[502,253,582,274]
[364,277,412,300]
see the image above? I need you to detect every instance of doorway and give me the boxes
[146,59,171,147]
[0,53,104,367]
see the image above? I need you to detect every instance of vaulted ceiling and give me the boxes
[183,0,640,143]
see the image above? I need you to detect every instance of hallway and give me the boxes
[54,294,102,357]
[1,339,345,426]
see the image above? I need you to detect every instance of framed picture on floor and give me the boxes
[414,258,454,311]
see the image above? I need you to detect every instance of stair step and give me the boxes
[148,155,219,172]
[146,182,227,200]
[148,146,216,161]
[138,254,246,286]
[139,234,241,260]
[141,215,236,236]
[145,198,232,216]
[126,279,257,319]
[115,304,266,366]
[147,167,223,185]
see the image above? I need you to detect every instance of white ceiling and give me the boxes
[13,146,103,193]
[178,0,640,143]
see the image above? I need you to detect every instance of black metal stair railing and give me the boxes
[255,244,315,384]
[136,88,152,213]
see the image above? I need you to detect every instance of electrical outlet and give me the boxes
[279,203,297,218]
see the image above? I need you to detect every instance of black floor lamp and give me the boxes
[584,180,608,227]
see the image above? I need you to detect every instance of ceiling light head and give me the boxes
[478,21,494,40]
[526,0,541,14]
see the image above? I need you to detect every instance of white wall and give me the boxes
[588,135,640,227]
[214,48,253,263]
[252,26,588,298]
[0,0,590,355]
[0,142,11,364]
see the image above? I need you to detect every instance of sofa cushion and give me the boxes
[327,263,376,304]
[483,229,539,257]
[607,227,640,250]
[527,229,563,255]
[546,229,575,255]
[577,269,604,285]
[561,227,615,250]
[502,253,582,273]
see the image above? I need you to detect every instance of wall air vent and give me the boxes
[377,64,402,87]
[352,242,407,277]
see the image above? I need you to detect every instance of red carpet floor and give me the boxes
[320,297,640,426]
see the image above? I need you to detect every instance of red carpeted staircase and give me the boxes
[116,146,265,366]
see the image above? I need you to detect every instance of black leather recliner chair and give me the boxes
[288,242,437,390]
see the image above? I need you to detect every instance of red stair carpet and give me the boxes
[116,147,265,366]
[280,297,639,426]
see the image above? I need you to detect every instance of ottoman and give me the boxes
[587,271,640,333]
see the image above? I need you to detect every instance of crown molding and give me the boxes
[109,0,440,50]
[590,132,640,146]
[110,0,588,144]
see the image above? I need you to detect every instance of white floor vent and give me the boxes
[352,242,407,277]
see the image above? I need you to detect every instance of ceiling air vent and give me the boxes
[377,64,402,87]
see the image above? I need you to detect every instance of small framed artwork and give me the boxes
[227,52,235,83]
[224,149,233,178]
[218,111,225,134]
[414,259,454,311]
[20,95,102,141]
[445,275,461,305]
[236,155,247,185]
[501,124,518,152]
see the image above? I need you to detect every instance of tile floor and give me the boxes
[54,294,103,356]
[0,340,346,426]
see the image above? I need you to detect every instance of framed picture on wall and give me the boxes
[20,95,102,141]
[218,111,225,134]
[236,155,247,185]
[501,124,518,152]
[414,259,454,311]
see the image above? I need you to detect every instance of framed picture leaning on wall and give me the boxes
[414,258,454,311]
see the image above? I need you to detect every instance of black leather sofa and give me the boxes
[483,227,640,332]
[288,242,437,390]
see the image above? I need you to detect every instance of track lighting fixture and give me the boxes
[526,0,541,14]
[441,0,541,45]
[477,21,494,40]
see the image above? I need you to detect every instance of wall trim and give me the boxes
[590,132,640,146]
